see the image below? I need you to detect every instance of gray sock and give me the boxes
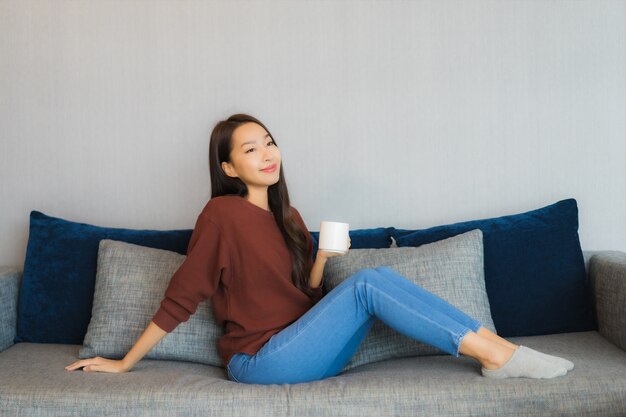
[481,346,568,379]
[523,346,574,371]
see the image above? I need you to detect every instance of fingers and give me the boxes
[320,251,341,258]
[65,361,85,371]
[83,364,99,373]
[65,357,102,371]
[66,357,127,373]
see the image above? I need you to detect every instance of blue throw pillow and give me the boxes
[16,211,192,344]
[309,227,393,261]
[391,198,596,337]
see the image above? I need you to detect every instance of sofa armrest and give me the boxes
[0,267,21,353]
[589,251,626,352]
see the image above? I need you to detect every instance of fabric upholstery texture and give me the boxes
[589,251,626,352]
[391,198,595,337]
[323,229,496,370]
[0,268,20,352]
[1,332,625,416]
[80,240,223,366]
[16,210,192,344]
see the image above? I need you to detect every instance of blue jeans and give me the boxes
[226,266,483,385]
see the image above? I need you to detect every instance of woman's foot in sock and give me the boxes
[481,346,568,379]
[522,346,574,371]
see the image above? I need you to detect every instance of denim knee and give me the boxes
[346,268,388,306]
[350,268,384,285]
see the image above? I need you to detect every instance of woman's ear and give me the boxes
[221,161,238,178]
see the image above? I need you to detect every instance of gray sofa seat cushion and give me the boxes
[1,331,625,417]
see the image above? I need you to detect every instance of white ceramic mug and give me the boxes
[319,221,350,253]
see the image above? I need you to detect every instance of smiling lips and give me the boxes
[261,164,277,173]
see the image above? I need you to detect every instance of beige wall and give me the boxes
[2,0,625,267]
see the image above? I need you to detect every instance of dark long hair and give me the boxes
[208,114,315,298]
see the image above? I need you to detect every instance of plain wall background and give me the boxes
[1,0,625,268]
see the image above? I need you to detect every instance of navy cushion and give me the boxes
[15,211,192,344]
[391,198,596,337]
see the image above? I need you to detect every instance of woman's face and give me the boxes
[221,122,282,190]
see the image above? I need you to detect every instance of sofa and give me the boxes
[1,198,625,416]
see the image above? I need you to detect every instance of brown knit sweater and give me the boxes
[151,195,323,367]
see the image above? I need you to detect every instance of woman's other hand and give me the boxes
[65,357,129,373]
[65,321,168,374]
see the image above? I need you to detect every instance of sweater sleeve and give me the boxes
[151,214,229,332]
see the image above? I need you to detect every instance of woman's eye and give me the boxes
[245,148,255,153]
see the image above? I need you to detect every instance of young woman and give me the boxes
[66,113,574,384]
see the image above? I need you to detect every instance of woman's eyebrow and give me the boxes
[240,134,271,148]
